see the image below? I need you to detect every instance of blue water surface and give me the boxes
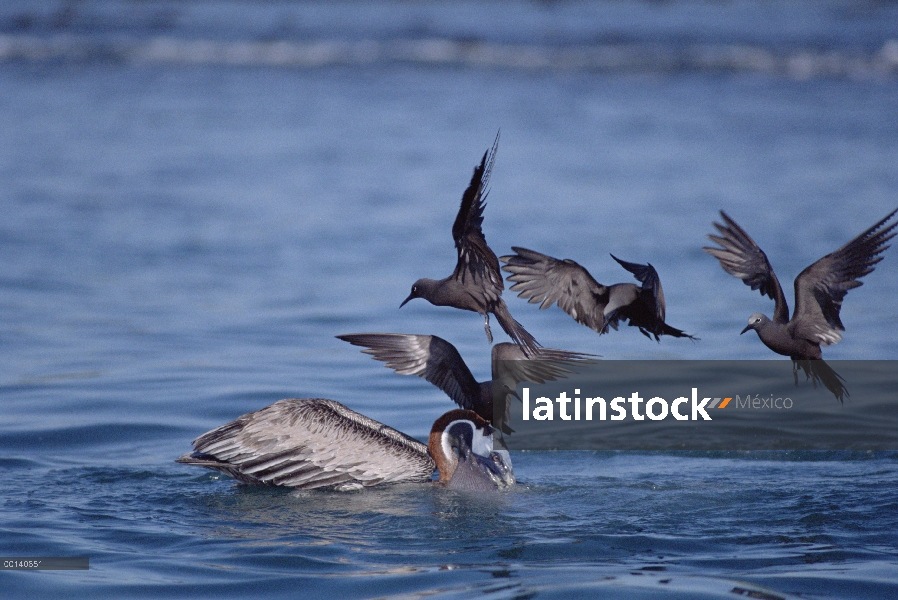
[2,1,898,598]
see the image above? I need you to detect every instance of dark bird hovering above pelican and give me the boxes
[177,398,514,491]
[337,333,595,430]
[703,208,898,402]
[401,134,540,356]
[500,248,696,342]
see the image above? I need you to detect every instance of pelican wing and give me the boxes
[177,399,435,489]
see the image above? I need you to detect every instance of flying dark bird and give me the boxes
[401,134,540,356]
[499,247,696,341]
[337,333,595,430]
[177,398,514,491]
[703,208,898,402]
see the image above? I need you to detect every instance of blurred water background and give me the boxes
[2,1,898,598]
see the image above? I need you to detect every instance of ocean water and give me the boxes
[1,1,898,598]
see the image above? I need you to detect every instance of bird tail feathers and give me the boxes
[793,359,849,403]
[493,301,541,357]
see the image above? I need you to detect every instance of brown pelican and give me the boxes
[176,398,514,491]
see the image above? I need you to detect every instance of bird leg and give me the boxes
[792,360,816,388]
[483,313,494,343]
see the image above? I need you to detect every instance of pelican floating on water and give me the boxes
[177,398,514,491]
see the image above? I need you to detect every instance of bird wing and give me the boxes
[491,342,597,386]
[178,399,435,489]
[336,333,482,412]
[602,283,641,333]
[450,132,504,304]
[610,254,666,323]
[500,247,608,333]
[791,209,898,346]
[703,210,790,324]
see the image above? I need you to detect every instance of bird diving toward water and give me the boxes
[499,248,697,342]
[401,133,541,357]
[177,398,514,491]
[337,333,595,432]
[703,208,898,402]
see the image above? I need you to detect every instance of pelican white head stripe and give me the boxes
[441,419,493,459]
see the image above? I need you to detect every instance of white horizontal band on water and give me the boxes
[1,34,897,79]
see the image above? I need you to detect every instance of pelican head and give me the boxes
[429,410,515,490]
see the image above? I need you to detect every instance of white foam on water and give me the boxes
[1,33,897,79]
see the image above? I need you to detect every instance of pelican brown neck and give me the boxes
[427,409,514,489]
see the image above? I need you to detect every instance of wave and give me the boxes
[1,33,897,79]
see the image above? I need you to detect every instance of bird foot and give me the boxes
[484,314,493,343]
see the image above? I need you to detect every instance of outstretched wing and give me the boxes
[490,342,597,435]
[610,254,665,323]
[703,210,790,324]
[450,132,504,304]
[500,247,608,333]
[177,399,435,489]
[337,333,482,412]
[791,208,898,346]
[491,342,597,386]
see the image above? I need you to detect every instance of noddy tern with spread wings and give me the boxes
[500,248,696,342]
[401,134,540,356]
[337,333,595,431]
[704,208,897,402]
